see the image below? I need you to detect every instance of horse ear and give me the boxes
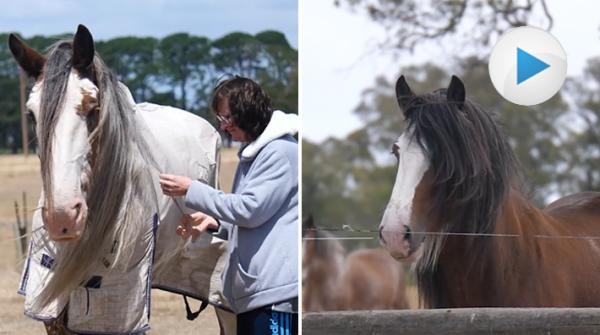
[447,75,466,107]
[395,75,415,113]
[72,24,95,74]
[303,214,315,230]
[8,34,45,79]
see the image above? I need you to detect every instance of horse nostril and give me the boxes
[404,224,411,240]
[74,202,82,216]
[379,226,387,245]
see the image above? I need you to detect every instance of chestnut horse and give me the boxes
[303,216,408,311]
[379,74,600,308]
[10,25,234,334]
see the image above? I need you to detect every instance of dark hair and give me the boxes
[211,76,273,141]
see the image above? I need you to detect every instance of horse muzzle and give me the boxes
[379,224,422,262]
[42,199,88,241]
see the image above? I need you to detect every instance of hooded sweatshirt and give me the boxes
[184,110,298,313]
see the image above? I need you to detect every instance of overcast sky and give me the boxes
[0,0,297,47]
[301,1,600,142]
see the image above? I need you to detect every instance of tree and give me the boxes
[211,32,264,79]
[255,31,298,114]
[157,33,212,114]
[255,30,297,84]
[336,0,553,54]
[96,37,159,102]
[560,58,600,193]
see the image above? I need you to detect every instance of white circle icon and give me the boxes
[488,26,567,106]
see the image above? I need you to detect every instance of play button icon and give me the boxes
[489,26,567,106]
[517,48,550,84]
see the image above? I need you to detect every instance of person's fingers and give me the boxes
[177,212,217,243]
[190,211,208,221]
[176,225,192,240]
[159,178,173,195]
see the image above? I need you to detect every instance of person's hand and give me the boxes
[159,174,192,197]
[176,211,219,242]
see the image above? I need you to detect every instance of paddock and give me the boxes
[303,308,600,334]
[0,149,238,334]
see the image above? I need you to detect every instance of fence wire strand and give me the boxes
[302,226,600,241]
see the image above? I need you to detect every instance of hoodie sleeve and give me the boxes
[184,144,296,229]
[211,220,231,240]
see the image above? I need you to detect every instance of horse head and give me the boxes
[379,75,514,265]
[9,25,130,241]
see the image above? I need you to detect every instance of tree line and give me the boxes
[0,30,298,152]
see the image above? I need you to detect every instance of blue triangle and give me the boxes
[517,48,550,84]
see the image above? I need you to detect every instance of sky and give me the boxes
[301,1,600,142]
[0,0,297,47]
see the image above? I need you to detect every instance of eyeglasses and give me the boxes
[215,114,233,125]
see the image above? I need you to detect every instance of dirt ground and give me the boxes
[0,149,239,335]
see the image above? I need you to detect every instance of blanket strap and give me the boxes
[183,295,209,321]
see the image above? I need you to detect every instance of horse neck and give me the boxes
[421,188,553,307]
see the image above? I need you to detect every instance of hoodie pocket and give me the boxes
[232,259,260,300]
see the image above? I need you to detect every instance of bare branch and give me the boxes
[337,0,554,54]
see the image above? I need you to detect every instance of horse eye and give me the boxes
[86,107,100,132]
[26,110,36,124]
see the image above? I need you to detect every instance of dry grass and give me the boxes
[0,149,239,335]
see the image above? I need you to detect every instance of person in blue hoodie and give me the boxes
[159,76,298,335]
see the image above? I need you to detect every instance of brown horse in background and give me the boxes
[303,216,409,311]
[379,75,600,308]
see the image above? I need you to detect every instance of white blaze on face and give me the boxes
[48,72,98,207]
[379,131,430,257]
[54,73,98,209]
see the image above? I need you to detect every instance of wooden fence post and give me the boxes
[13,191,28,263]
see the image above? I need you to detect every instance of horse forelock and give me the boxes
[406,91,517,236]
[405,90,518,307]
[38,41,74,211]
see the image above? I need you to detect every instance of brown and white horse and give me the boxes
[379,75,600,308]
[303,216,408,311]
[10,25,234,334]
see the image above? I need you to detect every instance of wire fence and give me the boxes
[302,226,600,241]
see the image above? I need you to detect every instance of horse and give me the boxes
[9,25,235,334]
[379,74,600,308]
[302,216,409,312]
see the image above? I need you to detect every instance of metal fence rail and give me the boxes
[303,308,600,335]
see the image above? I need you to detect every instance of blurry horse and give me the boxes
[379,74,600,308]
[303,216,408,311]
[10,25,234,334]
